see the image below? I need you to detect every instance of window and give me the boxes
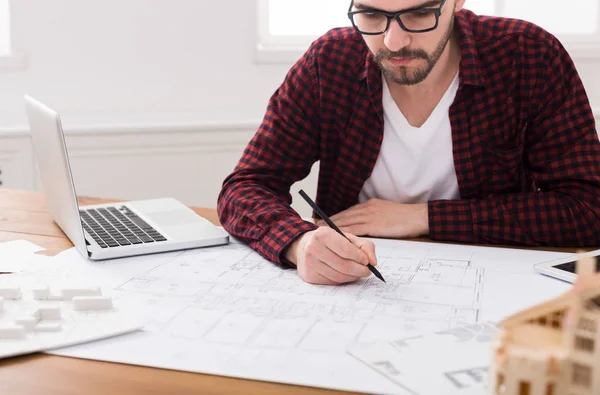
[578,317,597,333]
[572,363,592,387]
[575,336,595,352]
[258,0,600,62]
[0,0,26,71]
[0,0,9,56]
[551,312,564,329]
[519,381,531,395]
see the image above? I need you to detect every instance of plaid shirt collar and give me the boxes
[359,10,488,121]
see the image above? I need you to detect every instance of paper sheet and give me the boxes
[0,240,48,273]
[348,322,498,395]
[0,275,142,359]
[30,237,572,394]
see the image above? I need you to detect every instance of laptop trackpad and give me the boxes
[144,208,219,240]
[146,209,202,227]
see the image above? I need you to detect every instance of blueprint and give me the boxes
[35,238,571,394]
[349,322,498,395]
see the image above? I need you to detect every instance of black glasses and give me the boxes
[348,0,447,35]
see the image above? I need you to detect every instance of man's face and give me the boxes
[351,0,461,85]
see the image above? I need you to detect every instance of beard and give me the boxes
[374,16,455,86]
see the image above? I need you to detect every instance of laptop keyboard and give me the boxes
[79,206,167,249]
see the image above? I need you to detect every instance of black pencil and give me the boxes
[298,189,386,283]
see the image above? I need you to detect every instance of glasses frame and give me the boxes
[347,0,448,35]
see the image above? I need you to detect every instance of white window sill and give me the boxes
[0,53,28,71]
[564,42,600,59]
[255,43,309,64]
[255,41,600,64]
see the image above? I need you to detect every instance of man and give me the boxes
[218,0,600,285]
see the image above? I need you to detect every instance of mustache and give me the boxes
[375,48,429,62]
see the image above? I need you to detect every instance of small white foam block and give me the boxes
[36,306,61,320]
[0,324,26,339]
[0,286,21,300]
[72,296,113,311]
[47,293,63,301]
[32,286,50,300]
[14,316,40,331]
[34,321,62,332]
[60,286,102,300]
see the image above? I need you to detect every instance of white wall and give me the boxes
[0,0,598,216]
[1,0,599,126]
[0,0,290,125]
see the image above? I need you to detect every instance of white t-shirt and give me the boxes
[359,73,460,204]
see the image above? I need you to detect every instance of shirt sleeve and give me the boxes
[217,45,321,264]
[429,37,600,247]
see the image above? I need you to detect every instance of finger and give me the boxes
[328,205,364,222]
[339,225,368,237]
[331,211,370,227]
[323,231,370,265]
[318,246,371,277]
[319,206,366,226]
[315,259,363,283]
[346,234,378,266]
[301,269,339,285]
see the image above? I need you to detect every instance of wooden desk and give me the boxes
[0,189,360,395]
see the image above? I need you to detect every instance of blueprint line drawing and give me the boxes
[110,242,484,352]
[44,238,571,394]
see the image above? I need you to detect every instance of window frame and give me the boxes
[256,0,600,63]
[0,0,27,71]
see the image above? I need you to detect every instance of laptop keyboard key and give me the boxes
[80,207,165,249]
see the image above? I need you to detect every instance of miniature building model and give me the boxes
[490,254,600,395]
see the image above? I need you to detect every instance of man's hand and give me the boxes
[318,199,429,238]
[284,227,377,285]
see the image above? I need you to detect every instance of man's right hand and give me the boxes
[284,227,377,285]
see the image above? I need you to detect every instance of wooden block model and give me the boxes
[490,254,600,395]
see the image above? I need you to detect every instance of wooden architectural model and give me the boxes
[490,254,600,394]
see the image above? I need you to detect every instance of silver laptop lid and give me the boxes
[24,95,89,258]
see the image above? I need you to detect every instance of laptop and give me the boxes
[534,249,600,283]
[24,95,229,260]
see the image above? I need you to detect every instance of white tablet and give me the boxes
[534,248,600,283]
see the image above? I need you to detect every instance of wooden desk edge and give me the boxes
[0,189,592,395]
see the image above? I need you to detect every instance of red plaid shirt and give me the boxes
[218,10,600,265]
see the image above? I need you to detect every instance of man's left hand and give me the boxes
[317,199,429,239]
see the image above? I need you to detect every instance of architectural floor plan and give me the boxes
[36,238,570,394]
[110,241,483,351]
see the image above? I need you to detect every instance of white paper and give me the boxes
[348,322,498,395]
[0,277,142,359]
[42,238,571,394]
[0,240,48,272]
